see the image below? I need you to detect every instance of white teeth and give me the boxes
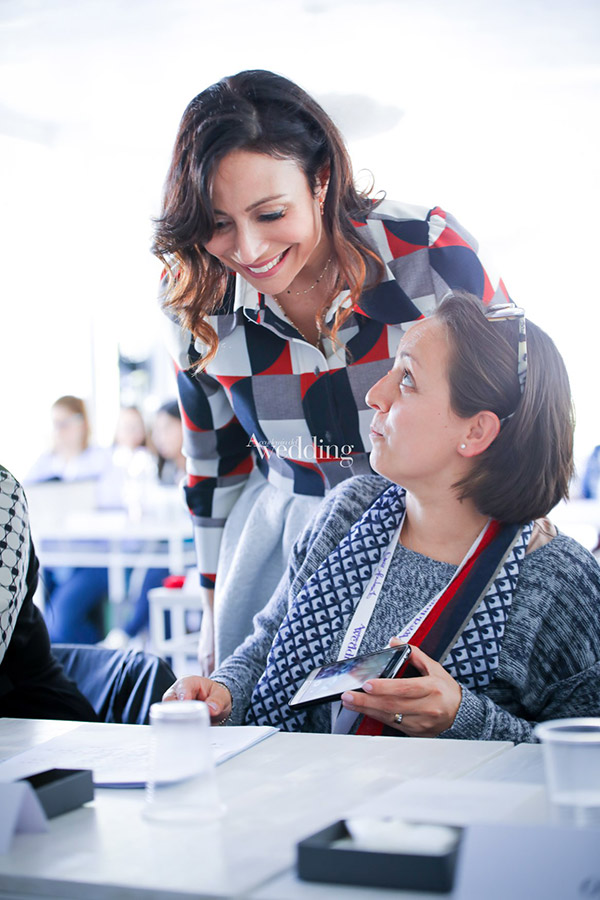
[247,251,284,274]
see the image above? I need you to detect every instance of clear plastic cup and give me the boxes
[534,718,600,827]
[144,700,225,823]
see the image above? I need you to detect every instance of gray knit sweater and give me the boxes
[212,475,600,742]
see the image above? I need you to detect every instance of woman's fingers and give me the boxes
[162,677,233,725]
[365,675,433,700]
[340,646,462,736]
[162,676,207,702]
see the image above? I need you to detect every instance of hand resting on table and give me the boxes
[163,676,232,725]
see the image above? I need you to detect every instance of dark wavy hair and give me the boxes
[152,69,385,366]
[435,293,574,523]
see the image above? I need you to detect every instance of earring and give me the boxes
[460,443,467,450]
[319,195,325,216]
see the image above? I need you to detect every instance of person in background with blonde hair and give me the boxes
[25,395,112,643]
[26,395,111,484]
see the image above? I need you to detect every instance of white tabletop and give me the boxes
[0,719,513,900]
[247,742,550,900]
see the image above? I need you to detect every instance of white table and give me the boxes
[248,742,551,900]
[0,718,514,900]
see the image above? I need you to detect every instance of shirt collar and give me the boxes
[233,271,352,323]
[233,273,261,316]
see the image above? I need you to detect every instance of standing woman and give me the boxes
[154,69,509,673]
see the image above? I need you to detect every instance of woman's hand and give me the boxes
[162,676,232,725]
[340,642,462,737]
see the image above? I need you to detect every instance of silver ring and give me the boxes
[393,712,403,725]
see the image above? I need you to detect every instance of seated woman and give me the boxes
[25,395,113,644]
[0,466,97,720]
[163,293,600,742]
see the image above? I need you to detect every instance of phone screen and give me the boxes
[289,645,411,710]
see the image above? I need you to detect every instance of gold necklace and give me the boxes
[281,256,332,296]
[271,295,324,349]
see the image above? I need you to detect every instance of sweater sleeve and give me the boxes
[439,533,600,743]
[0,468,31,665]
[209,569,293,724]
[441,659,600,744]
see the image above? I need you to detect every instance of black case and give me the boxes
[297,820,462,893]
[20,768,94,819]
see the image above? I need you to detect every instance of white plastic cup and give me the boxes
[144,700,224,823]
[534,718,600,827]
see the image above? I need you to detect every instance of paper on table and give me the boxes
[348,777,544,826]
[0,723,278,788]
[0,782,47,854]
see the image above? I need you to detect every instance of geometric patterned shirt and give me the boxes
[0,467,31,665]
[163,199,510,587]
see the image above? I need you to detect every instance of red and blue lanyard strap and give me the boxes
[348,518,527,736]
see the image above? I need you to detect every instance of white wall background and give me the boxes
[1,0,599,482]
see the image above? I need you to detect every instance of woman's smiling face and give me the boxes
[366,318,469,491]
[203,149,330,294]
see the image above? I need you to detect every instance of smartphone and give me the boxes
[288,644,411,710]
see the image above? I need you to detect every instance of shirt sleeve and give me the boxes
[360,201,510,322]
[162,295,255,588]
[425,206,510,306]
[0,469,31,665]
[176,365,255,588]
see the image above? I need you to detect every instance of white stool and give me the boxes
[148,585,204,677]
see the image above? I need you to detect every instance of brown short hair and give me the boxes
[434,293,574,523]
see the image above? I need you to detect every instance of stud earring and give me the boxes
[460,443,467,450]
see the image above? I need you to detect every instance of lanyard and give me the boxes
[331,513,493,733]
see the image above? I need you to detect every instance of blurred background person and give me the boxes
[97,405,157,514]
[153,400,186,486]
[25,395,112,644]
[581,444,600,501]
[103,400,189,647]
[25,395,111,484]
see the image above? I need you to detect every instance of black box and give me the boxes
[297,820,462,893]
[20,768,94,819]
